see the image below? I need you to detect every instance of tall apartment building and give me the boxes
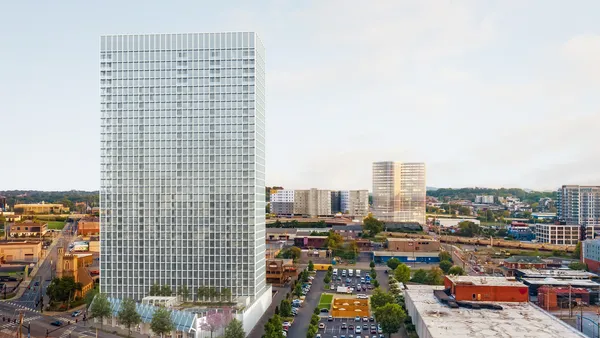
[331,191,342,214]
[347,190,369,217]
[372,162,426,224]
[557,186,600,233]
[100,32,271,331]
[535,224,580,245]
[270,190,294,215]
[340,191,350,213]
[293,189,331,217]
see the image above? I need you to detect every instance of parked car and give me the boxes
[369,316,374,322]
[341,323,347,329]
[328,316,334,321]
[319,323,326,329]
[363,317,369,322]
[349,324,354,330]
[355,316,361,322]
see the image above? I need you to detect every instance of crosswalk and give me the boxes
[59,326,75,338]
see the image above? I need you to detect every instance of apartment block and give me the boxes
[557,185,600,237]
[270,190,294,215]
[100,32,271,333]
[535,223,580,245]
[372,162,426,224]
[293,189,331,217]
[475,195,494,204]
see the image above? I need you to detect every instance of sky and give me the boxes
[1,0,599,192]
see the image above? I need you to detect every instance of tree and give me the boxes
[324,275,331,284]
[425,267,444,285]
[202,312,227,338]
[307,325,318,338]
[160,284,172,296]
[363,214,384,236]
[393,264,411,284]
[485,210,495,222]
[46,276,82,304]
[313,307,320,315]
[457,221,481,237]
[150,307,174,337]
[311,314,320,326]
[117,298,142,337]
[573,242,582,259]
[569,261,587,271]
[293,283,303,297]
[279,299,292,317]
[386,258,401,270]
[197,286,207,301]
[439,251,452,262]
[411,269,428,284]
[308,260,314,272]
[370,260,376,268]
[439,260,453,274]
[264,314,285,338]
[448,265,466,276]
[220,288,232,302]
[149,282,161,296]
[370,269,377,280]
[370,288,395,309]
[177,285,190,302]
[328,265,333,273]
[224,318,245,338]
[325,231,344,249]
[374,303,406,338]
[89,293,112,329]
[85,287,99,309]
[388,282,400,295]
[290,246,302,260]
[373,279,380,287]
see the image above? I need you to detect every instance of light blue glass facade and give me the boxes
[100,32,266,301]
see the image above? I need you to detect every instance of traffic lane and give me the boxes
[287,271,325,338]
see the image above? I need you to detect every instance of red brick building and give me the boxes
[501,256,547,276]
[444,276,529,302]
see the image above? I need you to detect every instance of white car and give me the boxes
[357,294,368,299]
[282,331,287,337]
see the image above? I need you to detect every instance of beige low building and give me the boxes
[9,221,47,237]
[78,217,100,236]
[0,242,42,262]
[387,237,440,252]
[14,203,69,214]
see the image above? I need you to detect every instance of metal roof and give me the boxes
[107,297,196,332]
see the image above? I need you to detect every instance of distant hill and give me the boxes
[0,190,99,209]
[426,187,438,191]
[427,187,556,204]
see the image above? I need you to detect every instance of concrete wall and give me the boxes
[242,285,273,335]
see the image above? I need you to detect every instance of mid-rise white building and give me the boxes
[293,189,331,217]
[372,162,426,224]
[557,185,600,234]
[100,32,271,334]
[270,190,294,215]
[347,190,369,217]
[535,223,580,245]
[475,195,494,204]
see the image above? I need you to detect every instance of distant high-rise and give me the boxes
[372,162,426,224]
[557,185,600,230]
[100,33,270,329]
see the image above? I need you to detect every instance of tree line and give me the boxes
[427,187,556,204]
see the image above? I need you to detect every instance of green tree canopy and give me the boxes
[573,242,582,259]
[117,298,142,337]
[177,285,190,302]
[386,258,401,270]
[411,269,428,284]
[46,276,82,303]
[393,264,411,284]
[308,260,314,271]
[439,260,453,274]
[89,293,112,329]
[160,284,172,296]
[370,260,376,268]
[279,299,292,317]
[425,267,445,285]
[439,251,452,262]
[370,287,395,310]
[568,261,587,271]
[457,221,481,237]
[149,282,161,296]
[224,318,245,338]
[374,303,406,337]
[150,307,174,336]
[363,214,384,236]
[448,265,466,276]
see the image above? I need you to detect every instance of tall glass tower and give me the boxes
[372,162,426,224]
[100,32,267,304]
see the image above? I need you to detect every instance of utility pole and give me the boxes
[569,284,573,318]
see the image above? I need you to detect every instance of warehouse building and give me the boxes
[404,285,585,338]
[371,251,439,264]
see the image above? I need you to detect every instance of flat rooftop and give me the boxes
[522,278,600,287]
[405,285,585,338]
[372,251,438,257]
[446,276,525,287]
[517,269,597,279]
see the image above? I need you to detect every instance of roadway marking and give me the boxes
[60,326,76,338]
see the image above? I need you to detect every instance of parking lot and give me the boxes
[317,317,383,338]
[326,271,377,295]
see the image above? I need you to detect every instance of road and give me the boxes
[287,271,325,338]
